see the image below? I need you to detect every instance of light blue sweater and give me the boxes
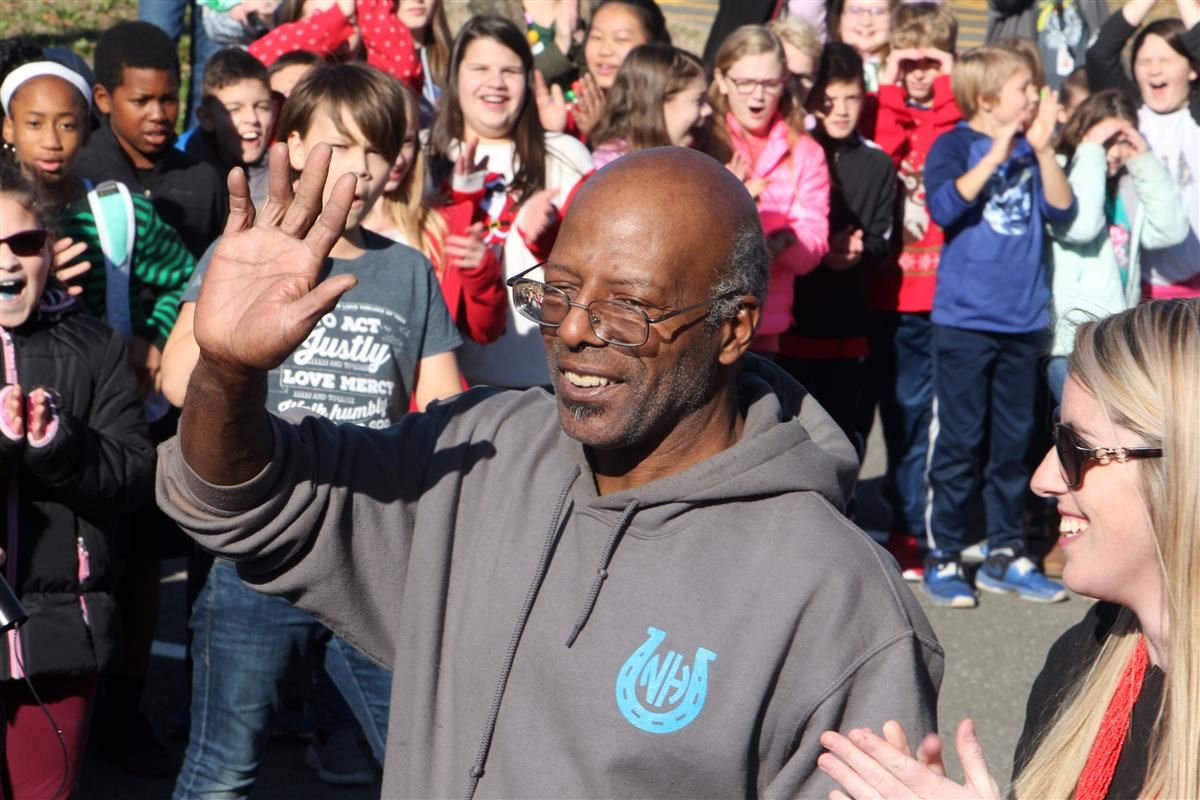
[1045,143,1190,356]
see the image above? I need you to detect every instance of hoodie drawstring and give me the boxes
[565,498,639,648]
[464,464,580,800]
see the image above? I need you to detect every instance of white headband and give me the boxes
[1,61,94,116]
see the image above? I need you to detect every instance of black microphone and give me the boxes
[0,571,27,631]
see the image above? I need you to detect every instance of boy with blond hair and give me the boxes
[864,1,959,580]
[921,46,1076,608]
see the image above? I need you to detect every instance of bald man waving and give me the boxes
[158,143,941,799]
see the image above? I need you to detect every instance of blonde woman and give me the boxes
[816,298,1200,800]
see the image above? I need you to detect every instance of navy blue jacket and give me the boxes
[925,123,1076,333]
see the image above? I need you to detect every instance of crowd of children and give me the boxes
[1,0,1199,795]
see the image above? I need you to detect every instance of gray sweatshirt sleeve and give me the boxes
[762,631,944,799]
[156,405,449,667]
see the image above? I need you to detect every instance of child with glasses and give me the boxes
[710,25,830,360]
[0,157,155,800]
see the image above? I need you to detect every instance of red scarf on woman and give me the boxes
[1076,636,1150,800]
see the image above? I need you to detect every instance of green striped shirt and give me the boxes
[61,190,196,348]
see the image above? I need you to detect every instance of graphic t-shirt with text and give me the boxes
[185,234,461,427]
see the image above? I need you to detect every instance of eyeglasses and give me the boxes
[724,76,787,96]
[843,6,890,17]
[506,262,738,347]
[0,229,48,257]
[1052,420,1163,489]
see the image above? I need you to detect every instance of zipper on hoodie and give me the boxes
[2,326,25,679]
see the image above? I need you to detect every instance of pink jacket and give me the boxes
[726,113,830,351]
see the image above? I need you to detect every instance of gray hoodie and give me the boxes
[157,356,942,799]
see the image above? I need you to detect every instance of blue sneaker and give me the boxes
[921,557,977,608]
[976,547,1068,603]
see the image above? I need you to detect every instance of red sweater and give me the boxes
[431,201,507,346]
[865,74,960,313]
[249,1,421,90]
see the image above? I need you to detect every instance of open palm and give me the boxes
[194,142,359,374]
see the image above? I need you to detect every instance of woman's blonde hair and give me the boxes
[709,25,804,162]
[378,85,447,270]
[1013,299,1200,800]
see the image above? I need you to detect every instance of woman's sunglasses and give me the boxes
[1052,420,1163,489]
[0,229,49,257]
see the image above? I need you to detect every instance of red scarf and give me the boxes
[1076,636,1150,800]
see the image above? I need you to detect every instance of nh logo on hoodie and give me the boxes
[615,627,717,734]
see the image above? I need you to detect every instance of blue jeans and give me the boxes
[173,560,391,799]
[866,311,935,536]
[926,326,1045,555]
[138,0,220,127]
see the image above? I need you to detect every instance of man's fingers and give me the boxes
[289,274,359,333]
[225,167,257,235]
[916,732,946,776]
[259,141,295,226]
[282,143,334,238]
[302,171,355,261]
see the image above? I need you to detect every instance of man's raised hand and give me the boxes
[193,142,359,377]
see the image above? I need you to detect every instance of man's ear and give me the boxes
[93,84,112,115]
[718,296,761,367]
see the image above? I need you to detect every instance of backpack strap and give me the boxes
[85,180,136,338]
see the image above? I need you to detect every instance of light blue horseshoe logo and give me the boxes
[615,626,717,734]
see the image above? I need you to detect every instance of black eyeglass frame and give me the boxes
[1052,420,1163,489]
[506,261,741,348]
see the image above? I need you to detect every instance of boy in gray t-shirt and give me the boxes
[183,231,461,426]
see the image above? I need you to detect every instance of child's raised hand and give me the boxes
[515,188,560,244]
[824,228,864,270]
[535,69,569,133]
[573,73,605,138]
[1117,122,1149,155]
[454,138,489,178]
[443,222,489,270]
[726,152,750,182]
[0,385,60,442]
[52,236,91,298]
[923,48,955,75]
[987,120,1022,165]
[1082,118,1126,145]
[1,384,23,439]
[1025,88,1059,154]
[24,387,58,442]
[881,48,918,86]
